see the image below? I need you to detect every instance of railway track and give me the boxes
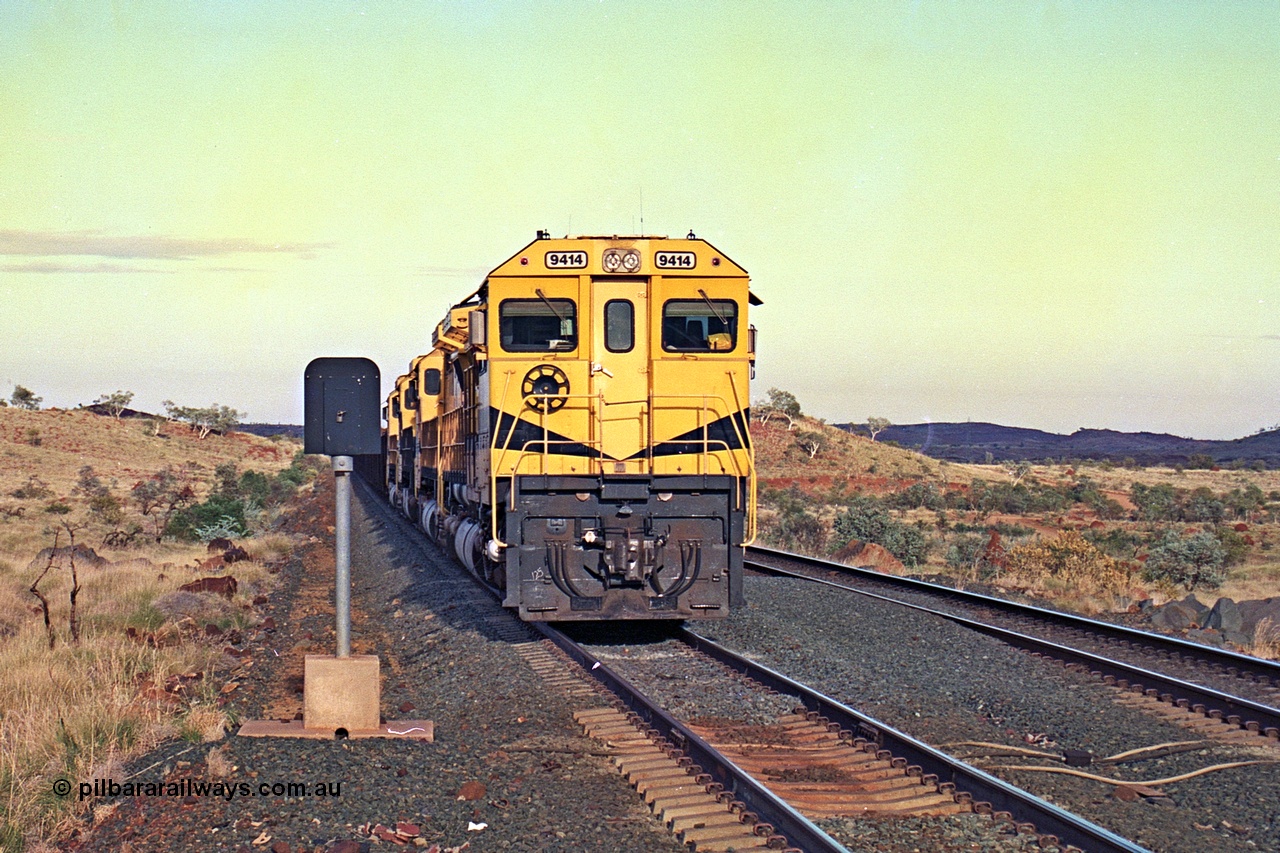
[548,622,1147,852]
[747,545,1280,747]
[364,485,1276,850]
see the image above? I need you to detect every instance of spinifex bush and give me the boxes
[1004,530,1127,594]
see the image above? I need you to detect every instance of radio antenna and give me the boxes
[639,188,644,235]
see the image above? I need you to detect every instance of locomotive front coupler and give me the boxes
[580,525,669,584]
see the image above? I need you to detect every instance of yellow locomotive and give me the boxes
[385,233,758,620]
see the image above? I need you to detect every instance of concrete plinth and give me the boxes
[237,654,434,741]
[303,654,381,732]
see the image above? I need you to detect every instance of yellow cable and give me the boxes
[996,760,1278,787]
[1098,740,1208,764]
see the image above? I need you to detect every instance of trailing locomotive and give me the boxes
[384,233,758,620]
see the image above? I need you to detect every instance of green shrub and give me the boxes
[166,494,248,541]
[833,497,932,567]
[1142,530,1227,591]
[1131,482,1179,522]
[13,475,53,500]
[1213,526,1250,567]
[945,534,986,571]
[1083,526,1145,559]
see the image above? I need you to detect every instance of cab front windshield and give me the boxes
[500,299,577,351]
[661,299,737,352]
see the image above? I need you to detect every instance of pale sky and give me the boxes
[1,2,1277,439]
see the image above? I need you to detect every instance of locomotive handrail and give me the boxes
[488,369,520,548]
[488,374,757,548]
[492,392,750,475]
[725,373,757,546]
[644,391,756,545]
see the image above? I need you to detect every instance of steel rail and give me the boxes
[748,546,1280,686]
[746,548,1280,739]
[679,628,1148,853]
[530,621,846,853]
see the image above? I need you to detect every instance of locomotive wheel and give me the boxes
[521,364,569,413]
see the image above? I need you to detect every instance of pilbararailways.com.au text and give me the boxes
[72,778,342,802]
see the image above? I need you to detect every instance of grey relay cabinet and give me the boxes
[303,357,382,457]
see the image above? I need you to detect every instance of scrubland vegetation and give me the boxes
[0,403,314,850]
[752,391,1280,649]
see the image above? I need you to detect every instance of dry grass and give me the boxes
[0,408,304,849]
[1252,618,1280,661]
[754,417,1000,487]
[0,552,288,846]
[204,744,234,779]
[1219,561,1280,604]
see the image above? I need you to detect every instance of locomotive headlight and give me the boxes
[602,248,640,273]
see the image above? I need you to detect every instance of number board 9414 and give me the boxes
[545,251,588,269]
[654,251,696,270]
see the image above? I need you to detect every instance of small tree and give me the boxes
[11,385,41,409]
[794,429,825,460]
[28,522,86,648]
[763,388,802,430]
[163,400,244,439]
[866,416,891,442]
[93,390,135,418]
[1004,461,1032,486]
[132,465,197,539]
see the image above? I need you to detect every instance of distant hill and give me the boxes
[239,423,304,439]
[837,421,1280,468]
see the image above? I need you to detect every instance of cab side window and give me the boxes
[661,299,737,352]
[499,299,577,352]
[423,368,442,396]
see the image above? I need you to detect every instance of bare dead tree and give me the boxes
[30,529,59,650]
[63,521,84,645]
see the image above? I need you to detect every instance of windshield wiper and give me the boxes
[535,288,565,322]
[697,289,728,325]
